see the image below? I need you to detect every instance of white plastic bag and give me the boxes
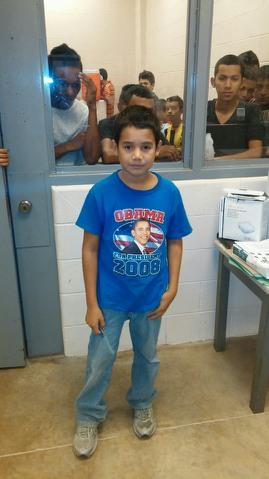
[205,133,215,161]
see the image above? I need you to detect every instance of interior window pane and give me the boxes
[43,0,188,168]
[206,0,269,164]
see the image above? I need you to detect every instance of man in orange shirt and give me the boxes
[99,68,115,117]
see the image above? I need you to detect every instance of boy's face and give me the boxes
[131,221,151,246]
[211,64,242,102]
[255,78,269,106]
[117,126,160,180]
[139,79,154,91]
[239,78,256,102]
[166,101,182,127]
[50,66,81,110]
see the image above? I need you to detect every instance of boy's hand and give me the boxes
[147,288,177,320]
[0,149,9,167]
[85,305,105,335]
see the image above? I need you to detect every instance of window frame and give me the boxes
[43,0,269,188]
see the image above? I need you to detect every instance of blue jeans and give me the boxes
[75,309,161,425]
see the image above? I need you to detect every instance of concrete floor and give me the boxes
[1,337,269,478]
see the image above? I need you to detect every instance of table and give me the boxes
[214,239,269,413]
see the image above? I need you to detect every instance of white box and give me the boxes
[219,190,269,241]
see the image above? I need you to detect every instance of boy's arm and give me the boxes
[82,231,105,334]
[148,238,183,320]
[54,132,86,159]
[215,139,262,160]
[80,74,101,165]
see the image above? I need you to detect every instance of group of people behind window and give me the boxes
[1,45,269,169]
[46,43,186,166]
[9,43,265,169]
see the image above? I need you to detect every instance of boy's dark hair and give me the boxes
[118,84,137,106]
[138,70,155,86]
[256,65,269,81]
[156,99,167,112]
[214,54,244,77]
[166,95,184,110]
[99,68,108,80]
[114,105,161,146]
[124,84,154,105]
[238,50,260,69]
[48,43,82,75]
[243,66,257,81]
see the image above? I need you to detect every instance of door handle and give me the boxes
[18,200,32,213]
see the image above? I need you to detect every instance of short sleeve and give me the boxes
[166,187,192,239]
[98,117,115,140]
[76,188,103,235]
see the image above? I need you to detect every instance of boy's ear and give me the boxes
[155,139,162,158]
[211,77,215,88]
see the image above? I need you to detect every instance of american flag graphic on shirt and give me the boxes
[113,221,164,253]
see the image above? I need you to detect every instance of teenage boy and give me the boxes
[207,54,263,159]
[254,65,269,155]
[165,96,184,154]
[254,66,269,112]
[99,85,180,163]
[73,105,192,458]
[48,43,100,165]
[138,70,155,92]
[156,99,170,134]
[239,66,257,103]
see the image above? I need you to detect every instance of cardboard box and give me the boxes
[219,190,269,241]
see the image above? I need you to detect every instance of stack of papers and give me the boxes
[233,239,269,279]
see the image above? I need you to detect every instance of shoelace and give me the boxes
[137,408,152,420]
[78,425,96,438]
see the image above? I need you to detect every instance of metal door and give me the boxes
[0,160,25,367]
[0,0,64,358]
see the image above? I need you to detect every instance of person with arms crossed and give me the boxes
[207,54,263,159]
[73,105,192,458]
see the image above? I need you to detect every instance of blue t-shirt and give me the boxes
[76,171,192,312]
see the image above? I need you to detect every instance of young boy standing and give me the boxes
[73,106,192,458]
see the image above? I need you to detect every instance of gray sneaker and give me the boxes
[73,424,98,458]
[133,407,156,438]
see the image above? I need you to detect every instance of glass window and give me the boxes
[43,0,188,170]
[206,0,269,164]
